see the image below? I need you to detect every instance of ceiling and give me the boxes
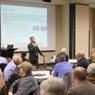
[1,0,95,8]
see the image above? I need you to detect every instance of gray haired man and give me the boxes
[40,77,66,95]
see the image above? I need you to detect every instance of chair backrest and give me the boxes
[6,73,21,94]
[32,65,37,71]
[62,72,73,92]
[0,63,7,72]
[43,57,46,68]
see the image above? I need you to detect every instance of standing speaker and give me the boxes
[43,0,51,2]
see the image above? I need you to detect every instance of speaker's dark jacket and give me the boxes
[28,43,43,61]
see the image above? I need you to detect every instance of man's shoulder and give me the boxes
[71,81,95,90]
[22,74,36,82]
[67,81,95,95]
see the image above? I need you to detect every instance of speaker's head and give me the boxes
[43,0,51,2]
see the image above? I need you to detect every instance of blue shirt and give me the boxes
[53,61,73,78]
[0,56,8,64]
[4,60,16,81]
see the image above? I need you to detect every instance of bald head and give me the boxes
[73,67,87,81]
[12,55,22,66]
[76,51,85,61]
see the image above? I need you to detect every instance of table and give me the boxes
[68,59,77,68]
[32,71,52,80]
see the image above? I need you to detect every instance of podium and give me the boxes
[0,48,18,58]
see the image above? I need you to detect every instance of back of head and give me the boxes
[12,55,22,66]
[61,48,67,53]
[87,63,95,77]
[76,51,85,60]
[40,77,65,95]
[73,67,87,81]
[58,53,66,62]
[18,62,32,74]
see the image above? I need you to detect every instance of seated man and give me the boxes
[40,77,66,95]
[6,55,22,94]
[76,51,90,69]
[13,55,22,74]
[67,67,95,95]
[8,62,39,95]
[53,53,73,78]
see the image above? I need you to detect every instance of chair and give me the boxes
[62,72,73,92]
[32,65,37,71]
[0,63,7,72]
[43,57,53,75]
[6,73,21,94]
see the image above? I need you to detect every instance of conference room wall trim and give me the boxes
[69,4,76,59]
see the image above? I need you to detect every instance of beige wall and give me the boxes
[75,5,89,58]
[61,4,69,55]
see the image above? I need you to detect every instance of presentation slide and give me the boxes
[1,4,55,51]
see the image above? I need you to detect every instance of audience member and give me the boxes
[87,63,95,84]
[55,48,68,63]
[12,55,22,74]
[67,67,95,95]
[53,53,73,78]
[0,69,6,95]
[61,48,68,61]
[0,56,8,64]
[8,62,39,95]
[76,51,90,69]
[89,48,95,63]
[21,52,29,62]
[40,77,66,95]
[4,58,16,81]
[6,55,22,94]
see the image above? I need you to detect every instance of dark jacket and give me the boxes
[28,43,43,61]
[77,58,90,69]
[9,73,39,95]
[67,80,95,95]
